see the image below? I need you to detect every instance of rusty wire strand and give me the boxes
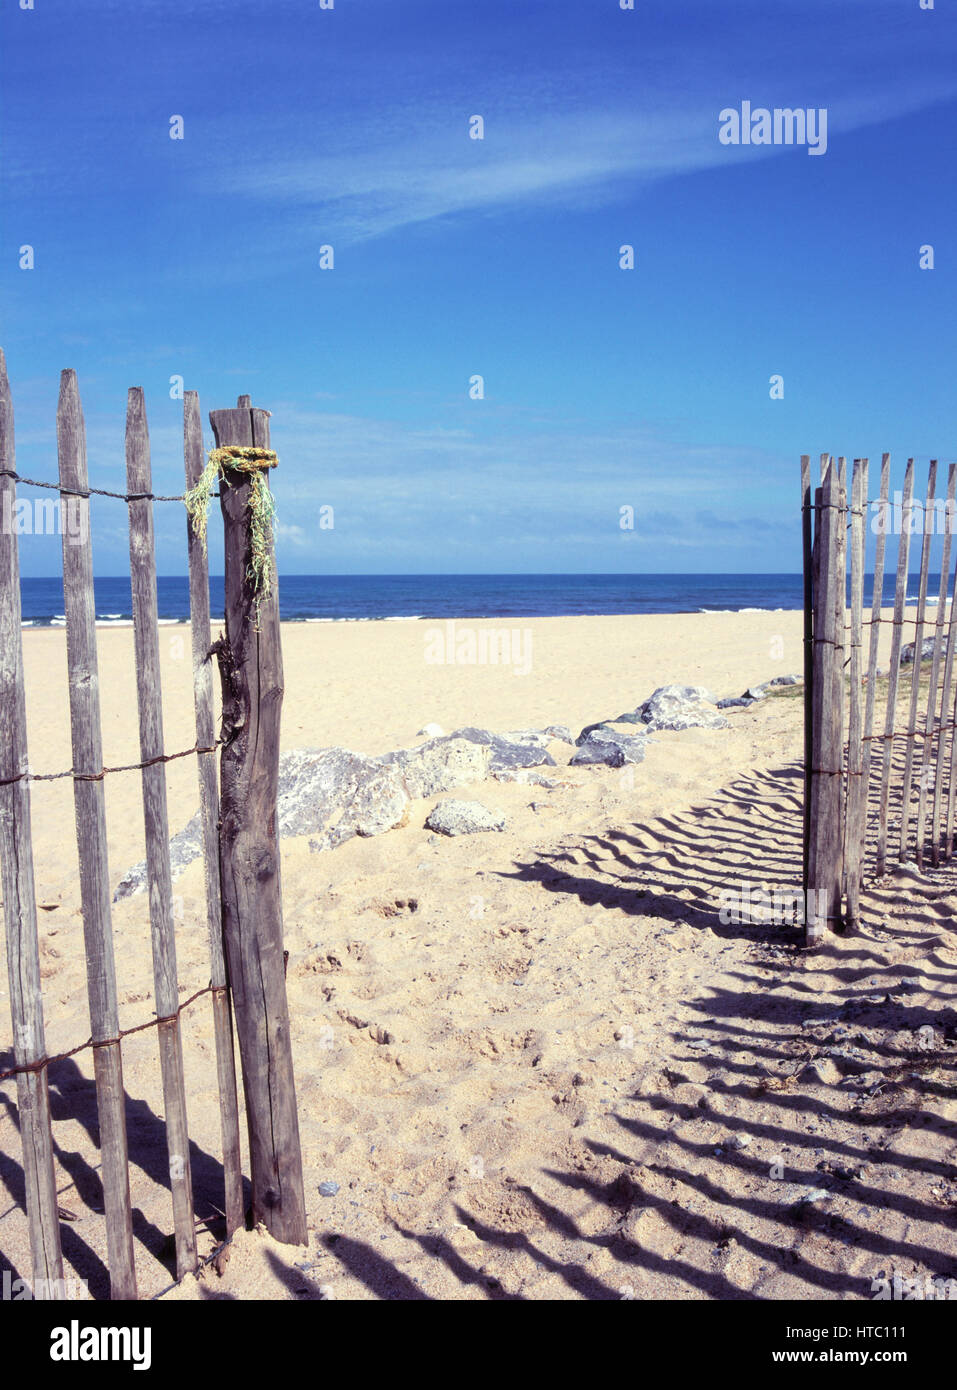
[0,467,218,503]
[0,738,224,788]
[0,985,222,1085]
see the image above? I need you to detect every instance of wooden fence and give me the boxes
[802,452,957,946]
[0,351,304,1299]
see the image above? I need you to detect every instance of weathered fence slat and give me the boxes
[898,461,937,862]
[930,515,957,865]
[861,456,890,808]
[801,454,813,896]
[125,388,197,1280]
[943,558,957,858]
[876,460,915,876]
[945,667,957,858]
[845,459,867,928]
[183,391,244,1239]
[208,398,307,1244]
[0,349,65,1296]
[807,468,843,943]
[56,370,137,1300]
[834,458,848,897]
[916,463,956,867]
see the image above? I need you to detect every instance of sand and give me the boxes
[2,611,956,1301]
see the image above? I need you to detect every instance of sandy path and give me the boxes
[2,613,954,1300]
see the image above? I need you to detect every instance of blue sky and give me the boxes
[1,0,955,576]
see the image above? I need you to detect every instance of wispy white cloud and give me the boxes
[217,81,952,246]
[205,11,957,247]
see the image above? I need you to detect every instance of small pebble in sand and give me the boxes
[318,1181,340,1197]
[801,1057,842,1086]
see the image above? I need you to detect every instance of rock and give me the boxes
[578,718,650,743]
[114,746,411,897]
[544,724,575,744]
[500,728,554,749]
[570,726,648,767]
[631,685,729,732]
[743,686,766,701]
[424,799,506,836]
[575,686,727,741]
[382,736,491,799]
[716,695,757,709]
[569,740,625,767]
[801,1057,842,1086]
[768,674,801,686]
[385,729,555,796]
[902,636,940,665]
[113,811,204,901]
[828,1044,870,1069]
[115,726,555,898]
[318,1181,340,1197]
[460,727,557,771]
[795,1187,832,1205]
[492,769,561,787]
[417,722,444,738]
[279,748,409,845]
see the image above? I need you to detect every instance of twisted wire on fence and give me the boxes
[1,462,227,780]
[0,466,217,503]
[0,984,219,1085]
[0,737,226,788]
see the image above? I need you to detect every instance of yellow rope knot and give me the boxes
[184,446,280,628]
[207,446,278,474]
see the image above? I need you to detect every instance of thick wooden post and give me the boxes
[807,469,843,944]
[0,349,65,1296]
[208,398,306,1244]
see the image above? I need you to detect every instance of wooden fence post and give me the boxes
[801,454,813,897]
[933,480,957,863]
[917,463,956,867]
[207,398,306,1245]
[861,455,890,871]
[845,459,867,929]
[126,388,197,1279]
[0,349,65,1296]
[898,461,937,861]
[184,392,244,1240]
[807,467,844,943]
[56,369,137,1299]
[876,460,915,876]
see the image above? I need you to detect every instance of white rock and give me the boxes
[424,799,507,837]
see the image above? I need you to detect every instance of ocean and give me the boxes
[17,573,948,628]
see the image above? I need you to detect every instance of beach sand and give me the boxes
[2,612,956,1301]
